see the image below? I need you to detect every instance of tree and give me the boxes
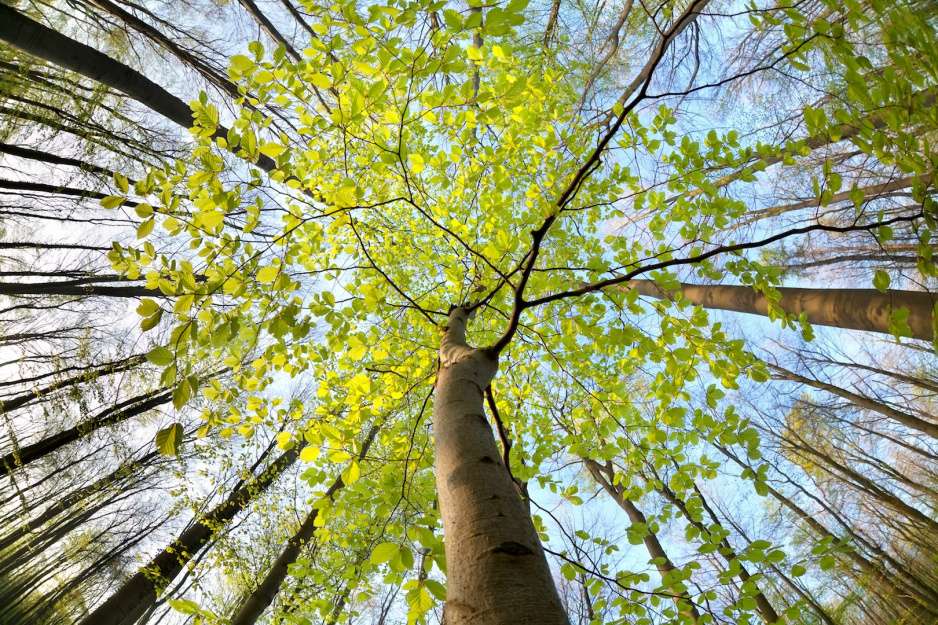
[3,0,938,623]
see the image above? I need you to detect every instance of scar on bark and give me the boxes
[492,541,534,556]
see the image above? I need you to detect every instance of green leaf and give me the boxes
[424,580,446,601]
[230,54,256,72]
[405,585,434,614]
[400,545,414,570]
[309,74,332,89]
[100,195,125,209]
[256,266,280,284]
[819,554,836,570]
[113,172,129,194]
[137,298,160,317]
[300,446,320,462]
[254,70,274,83]
[259,143,286,158]
[146,346,175,366]
[134,203,154,219]
[137,217,155,239]
[141,309,163,331]
[341,459,361,484]
[370,542,399,564]
[328,449,351,463]
[199,210,223,230]
[873,270,890,292]
[155,423,183,455]
[173,379,191,410]
[504,0,530,12]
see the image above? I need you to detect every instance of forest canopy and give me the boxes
[1,0,937,623]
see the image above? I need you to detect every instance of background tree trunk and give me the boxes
[626,280,937,341]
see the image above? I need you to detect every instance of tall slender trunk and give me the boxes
[765,560,838,625]
[0,354,144,414]
[237,0,301,61]
[0,241,111,252]
[81,0,243,100]
[0,279,156,298]
[679,88,936,201]
[626,280,937,341]
[0,178,140,206]
[0,5,276,173]
[648,475,779,623]
[717,445,938,619]
[582,459,701,621]
[0,141,122,179]
[781,433,938,534]
[77,443,302,625]
[0,448,159,551]
[228,426,378,625]
[771,364,938,440]
[1,387,172,473]
[434,307,568,624]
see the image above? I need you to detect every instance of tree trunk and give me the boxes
[717,445,938,619]
[1,387,172,473]
[0,5,275,173]
[0,178,140,207]
[81,0,244,100]
[0,5,198,133]
[237,0,301,62]
[680,88,936,200]
[0,141,122,179]
[0,354,144,414]
[0,448,159,551]
[582,459,701,621]
[626,280,937,341]
[228,426,378,625]
[651,476,779,623]
[0,278,155,299]
[434,307,568,624]
[77,443,302,625]
[771,364,938,440]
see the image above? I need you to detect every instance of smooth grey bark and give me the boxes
[672,483,780,623]
[81,0,243,100]
[626,280,937,341]
[680,88,936,200]
[0,278,155,298]
[77,443,302,625]
[0,178,140,206]
[0,6,191,129]
[717,445,938,620]
[228,425,378,625]
[0,241,111,252]
[434,307,568,624]
[237,0,301,61]
[0,141,122,178]
[771,364,938,440]
[0,448,159,551]
[582,459,701,621]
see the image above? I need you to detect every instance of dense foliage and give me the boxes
[1,0,937,623]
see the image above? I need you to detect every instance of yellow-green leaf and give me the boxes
[256,266,280,284]
[155,423,183,455]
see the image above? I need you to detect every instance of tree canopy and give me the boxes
[1,0,938,623]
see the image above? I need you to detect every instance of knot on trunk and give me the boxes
[492,541,534,556]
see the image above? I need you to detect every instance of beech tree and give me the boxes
[2,0,938,623]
